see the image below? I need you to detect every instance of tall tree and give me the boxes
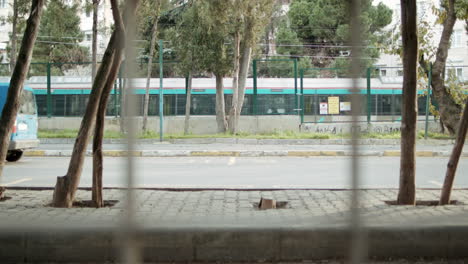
[92,0,126,208]
[203,1,236,132]
[10,0,18,71]
[397,0,418,205]
[6,0,31,72]
[387,0,468,135]
[0,0,45,176]
[286,0,392,69]
[169,0,207,134]
[425,0,466,134]
[227,0,275,133]
[439,98,468,205]
[91,0,100,81]
[52,0,139,208]
[32,0,88,75]
[141,0,162,132]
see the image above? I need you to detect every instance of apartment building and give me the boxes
[375,0,468,80]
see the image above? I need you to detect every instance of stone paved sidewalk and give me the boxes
[1,189,468,229]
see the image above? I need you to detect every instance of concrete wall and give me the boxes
[39,116,442,134]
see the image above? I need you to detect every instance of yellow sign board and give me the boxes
[328,96,340,115]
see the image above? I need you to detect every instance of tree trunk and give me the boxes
[430,0,461,135]
[91,0,100,82]
[52,0,126,207]
[92,2,125,207]
[397,0,418,205]
[439,99,468,205]
[92,44,124,208]
[10,0,18,72]
[143,1,161,132]
[0,0,44,177]
[229,23,254,134]
[215,73,227,132]
[233,43,252,131]
[183,72,192,135]
[228,32,241,133]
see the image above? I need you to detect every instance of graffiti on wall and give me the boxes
[301,123,402,134]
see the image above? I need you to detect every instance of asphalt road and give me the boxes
[2,156,467,189]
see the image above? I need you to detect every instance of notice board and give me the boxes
[327,96,340,115]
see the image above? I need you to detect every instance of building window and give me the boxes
[0,0,8,8]
[397,70,403,77]
[451,30,463,48]
[86,33,92,41]
[456,68,463,78]
[380,69,387,77]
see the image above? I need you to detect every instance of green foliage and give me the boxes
[286,0,392,68]
[168,1,210,76]
[445,69,468,106]
[136,0,172,61]
[275,21,303,56]
[386,1,468,120]
[256,57,311,78]
[28,0,88,75]
[417,130,454,139]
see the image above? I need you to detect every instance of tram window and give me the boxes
[35,95,47,116]
[53,95,65,116]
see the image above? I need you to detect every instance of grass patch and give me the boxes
[360,131,401,139]
[165,131,336,139]
[38,129,454,140]
[39,129,78,138]
[418,131,454,140]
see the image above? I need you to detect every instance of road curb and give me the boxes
[1,225,468,262]
[24,149,468,157]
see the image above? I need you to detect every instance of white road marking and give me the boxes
[429,180,443,187]
[227,157,236,166]
[1,178,32,186]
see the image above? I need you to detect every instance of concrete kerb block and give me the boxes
[320,150,345,156]
[383,150,400,156]
[237,138,259,145]
[239,151,264,157]
[416,151,436,157]
[23,150,45,157]
[287,151,321,157]
[59,150,73,156]
[43,150,61,157]
[323,139,343,145]
[263,150,288,157]
[343,150,383,156]
[102,150,142,157]
[190,151,240,157]
[214,138,237,144]
[258,139,281,145]
[142,150,190,157]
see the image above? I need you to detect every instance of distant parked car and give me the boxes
[0,83,39,162]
